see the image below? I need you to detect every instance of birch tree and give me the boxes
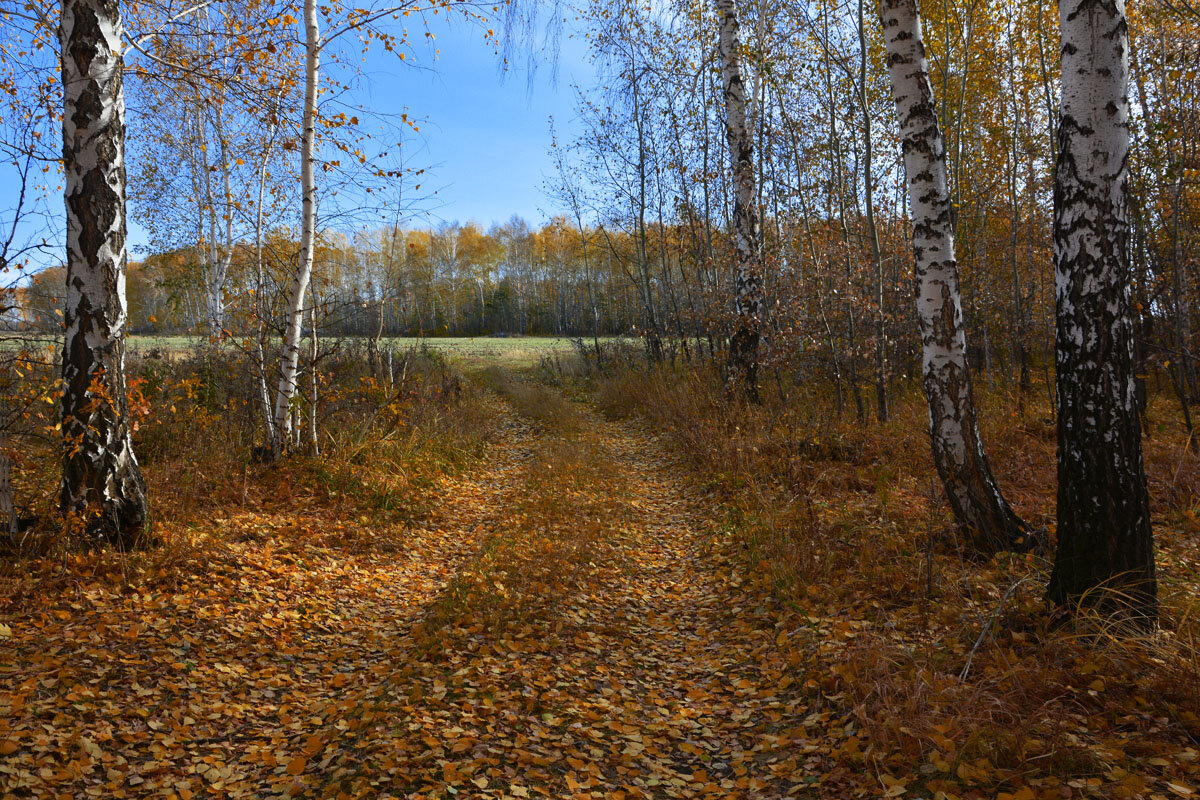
[1046,0,1156,622]
[59,0,148,544]
[880,0,1029,555]
[270,0,320,450]
[270,0,475,451]
[716,0,763,400]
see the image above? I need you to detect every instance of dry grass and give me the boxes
[0,348,499,598]
[593,359,1200,797]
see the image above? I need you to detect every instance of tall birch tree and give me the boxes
[880,0,1029,555]
[59,0,148,544]
[716,0,763,400]
[270,0,494,451]
[1046,0,1156,622]
[270,0,320,450]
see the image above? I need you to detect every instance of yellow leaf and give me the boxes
[286,756,306,776]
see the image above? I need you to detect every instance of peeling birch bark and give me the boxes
[716,0,763,400]
[880,0,1028,555]
[59,0,149,545]
[1047,0,1156,621]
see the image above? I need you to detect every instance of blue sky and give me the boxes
[0,10,594,274]
[358,13,594,230]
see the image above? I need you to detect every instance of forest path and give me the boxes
[0,373,826,800]
[318,373,823,798]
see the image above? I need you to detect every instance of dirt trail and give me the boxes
[1,378,827,799]
[326,383,823,799]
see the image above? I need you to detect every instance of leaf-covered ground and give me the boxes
[5,368,1200,800]
[0,379,852,799]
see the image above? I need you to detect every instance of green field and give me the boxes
[1,333,603,369]
[381,336,598,368]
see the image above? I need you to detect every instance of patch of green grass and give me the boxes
[384,336,595,370]
[3,334,604,369]
[0,334,59,353]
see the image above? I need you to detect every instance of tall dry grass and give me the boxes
[591,358,1200,794]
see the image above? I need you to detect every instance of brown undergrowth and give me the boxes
[4,347,1199,799]
[2,360,846,799]
[592,360,1200,800]
[1,345,497,600]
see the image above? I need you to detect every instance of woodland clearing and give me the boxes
[2,349,1200,799]
[2,359,830,798]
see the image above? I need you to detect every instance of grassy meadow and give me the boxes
[2,333,604,367]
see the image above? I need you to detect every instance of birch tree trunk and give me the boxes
[253,138,277,451]
[308,286,319,455]
[59,0,149,545]
[859,0,888,423]
[1046,0,1156,622]
[208,101,235,335]
[880,0,1028,555]
[0,413,17,546]
[272,0,319,453]
[716,0,763,400]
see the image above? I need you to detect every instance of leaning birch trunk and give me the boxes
[880,0,1028,555]
[716,0,763,401]
[1046,0,1155,622]
[59,0,149,545]
[272,0,320,453]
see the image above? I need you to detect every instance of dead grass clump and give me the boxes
[476,365,582,434]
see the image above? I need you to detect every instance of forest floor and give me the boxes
[3,364,1200,800]
[1,370,840,799]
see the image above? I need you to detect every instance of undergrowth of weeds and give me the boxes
[588,359,1200,800]
[0,345,498,595]
[4,343,1199,799]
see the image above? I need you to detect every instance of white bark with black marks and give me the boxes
[880,0,1027,554]
[272,0,319,451]
[1047,0,1155,621]
[59,0,148,544]
[716,0,762,400]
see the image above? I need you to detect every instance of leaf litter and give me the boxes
[1,382,840,798]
